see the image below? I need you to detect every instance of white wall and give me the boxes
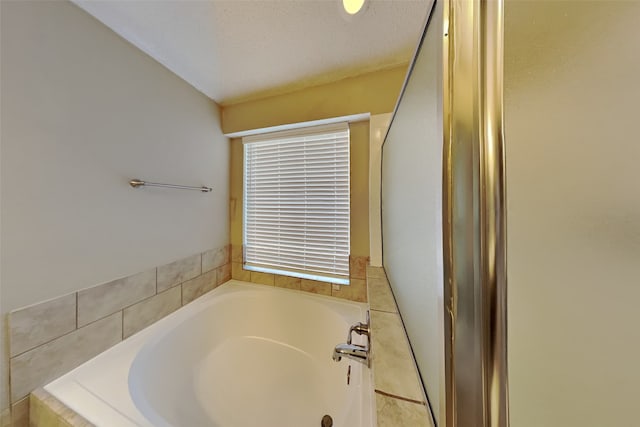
[381,0,443,422]
[505,1,640,425]
[0,0,229,410]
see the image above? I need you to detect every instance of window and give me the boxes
[243,123,350,284]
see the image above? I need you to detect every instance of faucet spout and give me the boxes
[332,343,369,364]
[333,311,371,367]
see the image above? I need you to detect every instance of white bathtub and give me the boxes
[45,280,374,427]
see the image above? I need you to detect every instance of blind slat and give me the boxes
[244,124,350,281]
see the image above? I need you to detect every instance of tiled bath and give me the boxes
[5,245,369,426]
[7,247,431,427]
[27,265,434,427]
[6,245,231,427]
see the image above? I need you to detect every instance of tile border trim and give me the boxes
[375,389,426,406]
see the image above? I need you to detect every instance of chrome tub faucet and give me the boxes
[332,311,371,367]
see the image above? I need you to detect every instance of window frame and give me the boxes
[242,122,351,285]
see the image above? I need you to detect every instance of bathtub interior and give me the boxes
[44,281,373,427]
[129,287,368,427]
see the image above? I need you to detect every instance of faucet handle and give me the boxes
[347,311,371,344]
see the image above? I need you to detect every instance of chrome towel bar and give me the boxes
[129,179,212,193]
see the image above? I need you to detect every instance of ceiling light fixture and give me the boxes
[342,0,367,15]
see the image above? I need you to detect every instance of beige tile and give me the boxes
[300,279,331,296]
[182,270,217,305]
[202,245,230,273]
[63,411,94,426]
[30,389,58,427]
[249,271,274,286]
[30,391,55,427]
[9,294,76,357]
[274,275,301,290]
[366,265,387,279]
[231,262,250,281]
[370,310,425,402]
[10,313,122,403]
[123,286,181,339]
[332,278,367,302]
[375,393,432,427]
[349,255,369,280]
[216,263,231,285]
[10,397,29,427]
[231,244,243,263]
[368,276,397,313]
[157,254,201,292]
[77,269,155,327]
[1,408,10,427]
[30,388,94,427]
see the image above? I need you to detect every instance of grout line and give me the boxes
[75,292,79,330]
[370,307,398,314]
[10,393,30,409]
[9,293,81,358]
[120,283,180,313]
[10,253,215,364]
[7,338,13,405]
[374,389,426,406]
[9,311,119,360]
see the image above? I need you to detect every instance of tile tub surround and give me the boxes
[6,244,230,425]
[7,398,28,427]
[0,409,9,427]
[375,392,432,427]
[0,408,11,427]
[28,267,428,427]
[77,269,156,327]
[202,245,230,273]
[30,388,92,427]
[367,265,435,427]
[32,282,373,427]
[10,313,122,403]
[122,286,182,339]
[8,294,76,357]
[230,244,369,302]
[157,254,202,292]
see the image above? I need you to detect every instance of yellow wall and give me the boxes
[222,65,408,134]
[229,137,244,248]
[226,65,407,258]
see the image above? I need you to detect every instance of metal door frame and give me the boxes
[442,1,509,426]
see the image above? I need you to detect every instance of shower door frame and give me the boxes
[442,1,509,426]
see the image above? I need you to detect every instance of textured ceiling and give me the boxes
[72,0,431,104]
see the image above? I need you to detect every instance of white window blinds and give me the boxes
[243,123,350,284]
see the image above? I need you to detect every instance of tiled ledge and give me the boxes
[367,266,435,427]
[30,388,92,427]
[6,245,231,427]
[230,244,369,302]
[1,407,14,427]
